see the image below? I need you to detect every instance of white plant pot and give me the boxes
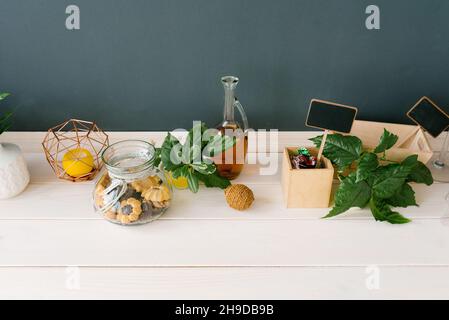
[0,143,30,199]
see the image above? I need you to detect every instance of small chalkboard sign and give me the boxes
[407,96,449,138]
[306,99,358,134]
[305,99,358,165]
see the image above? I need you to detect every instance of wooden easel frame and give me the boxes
[306,99,358,133]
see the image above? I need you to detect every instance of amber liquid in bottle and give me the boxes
[215,124,248,180]
[215,76,248,181]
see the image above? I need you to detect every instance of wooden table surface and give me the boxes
[0,131,448,299]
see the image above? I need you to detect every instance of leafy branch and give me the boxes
[310,129,433,224]
[0,93,12,136]
[154,122,233,193]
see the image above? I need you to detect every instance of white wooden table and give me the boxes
[0,131,448,300]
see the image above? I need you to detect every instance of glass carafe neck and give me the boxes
[222,76,239,123]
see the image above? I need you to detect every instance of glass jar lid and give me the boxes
[101,140,156,181]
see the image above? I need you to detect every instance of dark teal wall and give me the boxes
[1,0,448,131]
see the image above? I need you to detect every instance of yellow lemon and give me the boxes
[165,171,189,190]
[172,175,189,189]
[62,148,94,178]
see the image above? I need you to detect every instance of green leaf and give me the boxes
[373,129,399,154]
[203,134,236,158]
[385,212,412,224]
[1,93,13,135]
[158,123,232,193]
[399,154,433,186]
[170,166,186,179]
[385,183,417,208]
[324,173,371,218]
[186,168,199,193]
[160,133,183,171]
[0,123,11,135]
[181,144,192,164]
[369,198,411,224]
[191,162,216,175]
[407,161,433,186]
[309,133,363,171]
[318,128,431,225]
[401,154,419,168]
[372,164,412,199]
[197,171,231,189]
[0,93,10,101]
[398,154,432,185]
[186,121,202,142]
[0,110,13,122]
[356,152,378,182]
[186,121,213,150]
[0,111,13,135]
[184,122,204,162]
[153,148,161,167]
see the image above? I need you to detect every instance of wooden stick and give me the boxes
[317,130,328,167]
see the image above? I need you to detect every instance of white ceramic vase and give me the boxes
[0,143,30,199]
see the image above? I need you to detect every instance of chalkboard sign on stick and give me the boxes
[306,99,358,164]
[407,96,449,182]
[306,99,358,134]
[407,96,449,138]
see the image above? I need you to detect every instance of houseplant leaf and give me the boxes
[373,129,399,154]
[318,128,433,224]
[401,154,419,168]
[372,163,412,199]
[310,133,363,171]
[0,93,13,135]
[0,92,10,101]
[0,111,13,135]
[191,162,216,175]
[170,166,187,179]
[160,133,183,171]
[153,147,162,167]
[402,155,433,186]
[203,133,236,158]
[185,121,205,152]
[185,168,199,193]
[156,123,232,193]
[325,173,371,218]
[355,152,378,182]
[408,162,433,186]
[385,183,417,208]
[197,171,231,189]
[369,198,411,224]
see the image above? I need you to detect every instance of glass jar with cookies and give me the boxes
[93,140,172,225]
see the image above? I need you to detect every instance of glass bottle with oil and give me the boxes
[215,76,249,180]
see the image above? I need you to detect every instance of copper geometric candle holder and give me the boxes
[42,119,109,182]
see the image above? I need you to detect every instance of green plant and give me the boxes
[310,129,433,224]
[154,122,233,193]
[0,93,12,135]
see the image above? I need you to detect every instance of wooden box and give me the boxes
[350,120,433,164]
[282,147,334,208]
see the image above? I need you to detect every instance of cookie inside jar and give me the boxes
[93,140,172,225]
